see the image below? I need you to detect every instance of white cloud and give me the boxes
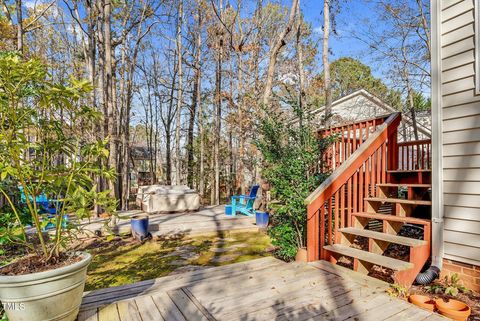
[313,26,323,34]
[23,0,47,9]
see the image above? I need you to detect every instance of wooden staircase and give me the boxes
[325,173,431,287]
[306,113,432,287]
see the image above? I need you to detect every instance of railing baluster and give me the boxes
[347,176,352,226]
[328,199,333,246]
[320,205,326,260]
[359,163,364,212]
[334,190,339,241]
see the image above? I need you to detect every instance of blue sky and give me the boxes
[299,0,385,78]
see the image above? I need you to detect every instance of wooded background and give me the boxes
[0,0,431,210]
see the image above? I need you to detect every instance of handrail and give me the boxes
[305,112,401,261]
[318,115,389,171]
[317,114,389,136]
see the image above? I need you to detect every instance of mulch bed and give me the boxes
[0,253,82,276]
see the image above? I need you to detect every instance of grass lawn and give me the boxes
[82,230,273,291]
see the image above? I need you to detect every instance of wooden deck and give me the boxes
[81,205,256,238]
[78,257,448,321]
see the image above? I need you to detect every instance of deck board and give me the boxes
[168,289,211,321]
[79,258,449,321]
[151,293,187,321]
[134,295,164,321]
[116,300,142,321]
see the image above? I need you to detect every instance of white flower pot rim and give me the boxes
[0,251,91,285]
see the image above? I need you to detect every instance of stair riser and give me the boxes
[387,172,431,185]
[378,185,430,200]
[394,244,431,287]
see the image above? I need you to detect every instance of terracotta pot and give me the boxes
[295,247,308,262]
[435,298,471,321]
[408,295,435,311]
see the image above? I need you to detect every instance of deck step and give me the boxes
[364,197,431,206]
[324,244,414,271]
[339,227,427,247]
[351,212,430,225]
[377,183,431,188]
[387,169,431,174]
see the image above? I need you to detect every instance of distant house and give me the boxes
[130,146,154,188]
[290,89,431,141]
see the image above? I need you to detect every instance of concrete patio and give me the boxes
[80,205,257,238]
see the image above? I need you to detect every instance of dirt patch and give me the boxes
[0,253,82,276]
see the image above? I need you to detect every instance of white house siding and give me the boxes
[441,0,480,265]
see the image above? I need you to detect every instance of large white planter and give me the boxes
[0,252,91,321]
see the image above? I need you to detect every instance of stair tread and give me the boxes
[387,169,431,173]
[377,183,431,188]
[324,244,414,271]
[339,227,427,247]
[365,197,432,205]
[352,212,431,225]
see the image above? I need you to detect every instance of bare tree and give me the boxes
[187,5,203,189]
[322,0,332,123]
[174,0,184,185]
[262,0,299,106]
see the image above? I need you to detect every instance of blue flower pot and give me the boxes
[131,214,150,241]
[225,205,233,216]
[255,211,269,228]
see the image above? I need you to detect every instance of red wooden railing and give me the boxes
[398,139,432,170]
[305,113,402,261]
[319,115,389,170]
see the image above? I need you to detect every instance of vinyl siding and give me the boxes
[441,0,480,266]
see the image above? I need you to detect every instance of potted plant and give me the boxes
[255,191,272,228]
[0,53,116,321]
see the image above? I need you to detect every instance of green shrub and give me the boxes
[425,273,469,297]
[256,102,334,261]
[0,52,116,261]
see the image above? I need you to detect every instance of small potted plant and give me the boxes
[0,54,117,321]
[255,191,272,228]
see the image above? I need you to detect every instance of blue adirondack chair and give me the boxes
[18,186,67,230]
[230,185,260,216]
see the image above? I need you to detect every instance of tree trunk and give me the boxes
[296,3,305,134]
[15,0,23,53]
[237,52,245,194]
[166,68,177,185]
[213,0,223,205]
[174,0,183,186]
[407,86,419,140]
[187,8,202,188]
[214,47,222,205]
[323,0,332,124]
[262,0,299,106]
[103,0,118,204]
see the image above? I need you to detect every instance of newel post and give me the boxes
[387,129,399,171]
[306,203,319,262]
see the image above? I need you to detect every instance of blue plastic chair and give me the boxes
[230,185,260,217]
[18,186,67,230]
